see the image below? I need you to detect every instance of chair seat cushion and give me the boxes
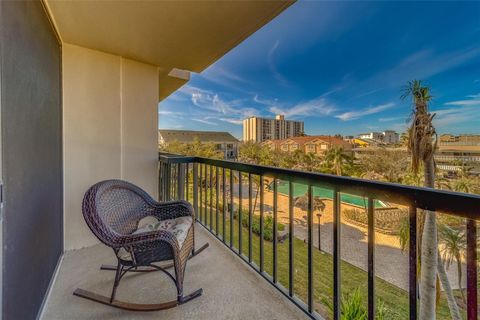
[117,216,193,261]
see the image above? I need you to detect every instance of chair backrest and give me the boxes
[82,180,155,246]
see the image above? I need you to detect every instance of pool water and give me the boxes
[270,181,386,208]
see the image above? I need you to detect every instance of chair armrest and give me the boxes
[114,229,180,252]
[149,200,195,221]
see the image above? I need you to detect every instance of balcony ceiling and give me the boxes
[44,0,294,100]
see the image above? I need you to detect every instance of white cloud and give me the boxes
[253,94,279,106]
[378,116,405,122]
[444,93,480,106]
[336,103,394,121]
[201,65,246,84]
[158,110,184,115]
[363,46,480,89]
[219,118,244,125]
[269,97,337,117]
[268,40,291,87]
[431,93,480,127]
[192,118,218,126]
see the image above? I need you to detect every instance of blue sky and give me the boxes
[159,1,480,139]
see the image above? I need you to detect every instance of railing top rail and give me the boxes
[158,153,480,218]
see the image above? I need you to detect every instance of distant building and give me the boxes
[243,114,304,143]
[358,131,399,144]
[358,132,384,142]
[159,129,239,160]
[439,134,480,146]
[435,146,480,174]
[263,135,352,155]
[382,130,400,144]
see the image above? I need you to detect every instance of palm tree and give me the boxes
[451,169,479,194]
[438,224,466,302]
[401,80,460,319]
[324,147,351,176]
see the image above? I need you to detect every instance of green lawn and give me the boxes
[197,203,466,319]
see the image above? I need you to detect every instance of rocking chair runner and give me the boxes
[73,179,209,311]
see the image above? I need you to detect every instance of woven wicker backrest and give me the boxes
[82,180,155,245]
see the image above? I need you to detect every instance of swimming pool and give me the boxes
[270,181,386,208]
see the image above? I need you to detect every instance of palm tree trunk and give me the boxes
[437,251,461,320]
[419,209,438,319]
[419,157,438,319]
[456,253,465,302]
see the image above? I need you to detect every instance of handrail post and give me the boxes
[466,218,477,320]
[193,163,198,222]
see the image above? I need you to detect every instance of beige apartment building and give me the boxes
[243,114,304,142]
[263,136,353,155]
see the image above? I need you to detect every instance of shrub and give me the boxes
[343,207,408,234]
[322,288,389,320]
[235,208,284,241]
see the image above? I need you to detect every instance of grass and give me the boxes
[197,202,466,320]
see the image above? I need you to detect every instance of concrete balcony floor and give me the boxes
[41,224,306,320]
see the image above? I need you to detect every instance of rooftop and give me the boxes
[159,129,239,144]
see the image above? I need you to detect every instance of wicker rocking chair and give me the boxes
[73,179,208,311]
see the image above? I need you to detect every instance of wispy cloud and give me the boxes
[378,116,405,122]
[219,118,244,125]
[253,94,279,106]
[365,46,480,89]
[268,40,291,87]
[269,97,337,118]
[197,65,248,92]
[192,118,218,126]
[179,85,260,126]
[432,93,480,127]
[336,103,394,121]
[444,93,480,106]
[355,88,383,98]
[158,110,184,116]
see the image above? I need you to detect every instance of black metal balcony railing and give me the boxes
[158,152,479,320]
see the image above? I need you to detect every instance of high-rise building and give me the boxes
[243,115,304,142]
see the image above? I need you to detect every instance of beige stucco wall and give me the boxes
[63,44,159,250]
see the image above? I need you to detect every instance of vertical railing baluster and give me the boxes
[230,169,234,248]
[367,197,375,320]
[307,185,313,313]
[273,178,278,283]
[409,205,417,320]
[166,163,172,201]
[157,159,163,201]
[209,165,213,231]
[288,181,294,297]
[333,190,341,320]
[186,163,189,202]
[260,176,265,273]
[238,172,243,255]
[248,173,253,263]
[222,167,226,242]
[199,164,203,224]
[216,166,219,235]
[204,165,208,225]
[193,163,198,222]
[171,164,176,200]
[177,163,185,200]
[466,218,477,320]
